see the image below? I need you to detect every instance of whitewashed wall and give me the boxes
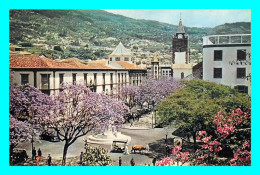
[203,46,251,95]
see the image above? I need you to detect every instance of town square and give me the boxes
[9,9,251,166]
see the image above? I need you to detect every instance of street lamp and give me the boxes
[154,109,157,127]
[152,111,154,129]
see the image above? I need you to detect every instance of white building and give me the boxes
[203,34,251,95]
[10,42,147,96]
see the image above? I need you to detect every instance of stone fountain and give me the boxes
[84,126,131,145]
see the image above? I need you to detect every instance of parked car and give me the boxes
[39,130,60,142]
[11,149,28,165]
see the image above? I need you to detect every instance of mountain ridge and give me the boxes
[9,10,251,62]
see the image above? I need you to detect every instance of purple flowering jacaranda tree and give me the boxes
[44,84,128,165]
[9,84,56,154]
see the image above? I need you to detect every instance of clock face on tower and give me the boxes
[178,34,183,39]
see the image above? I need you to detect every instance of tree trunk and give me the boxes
[62,142,69,165]
[193,131,197,150]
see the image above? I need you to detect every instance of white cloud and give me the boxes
[104,9,251,27]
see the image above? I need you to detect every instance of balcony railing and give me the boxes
[203,34,251,46]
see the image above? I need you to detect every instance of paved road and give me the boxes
[17,112,177,166]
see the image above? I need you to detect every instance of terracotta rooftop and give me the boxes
[57,57,89,69]
[117,61,142,70]
[87,60,111,69]
[10,55,75,69]
[10,55,144,70]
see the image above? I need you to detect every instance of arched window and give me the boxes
[181,72,184,79]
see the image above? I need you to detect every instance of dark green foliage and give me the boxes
[19,42,33,47]
[53,45,63,52]
[210,22,251,35]
[82,145,113,166]
[156,80,250,140]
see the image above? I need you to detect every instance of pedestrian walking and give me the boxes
[37,148,42,157]
[130,118,134,127]
[47,154,52,166]
[80,152,84,164]
[165,145,170,157]
[119,157,122,166]
[32,147,36,160]
[130,158,135,166]
[152,156,156,166]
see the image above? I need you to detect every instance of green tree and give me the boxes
[156,80,250,148]
[82,145,113,166]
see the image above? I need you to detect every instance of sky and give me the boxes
[105,10,251,28]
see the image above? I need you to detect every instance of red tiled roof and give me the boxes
[87,60,111,69]
[10,55,75,69]
[117,61,142,70]
[10,55,145,70]
[57,58,90,69]
[10,55,112,70]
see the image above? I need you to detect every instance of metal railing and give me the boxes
[203,34,251,45]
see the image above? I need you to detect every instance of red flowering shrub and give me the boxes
[156,108,251,166]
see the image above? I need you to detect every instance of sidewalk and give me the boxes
[122,123,151,130]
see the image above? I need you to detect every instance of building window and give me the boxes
[91,74,97,92]
[125,73,127,84]
[41,74,50,89]
[237,49,246,61]
[110,73,113,84]
[94,73,97,85]
[21,74,29,85]
[110,84,113,91]
[181,72,184,79]
[214,50,222,61]
[72,73,77,85]
[214,68,222,78]
[116,57,120,61]
[118,73,120,83]
[237,68,246,78]
[110,57,112,61]
[124,57,129,61]
[103,73,106,85]
[59,74,64,87]
[235,85,248,94]
[84,73,88,86]
[121,73,124,83]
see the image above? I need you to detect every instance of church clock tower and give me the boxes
[172,18,189,64]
